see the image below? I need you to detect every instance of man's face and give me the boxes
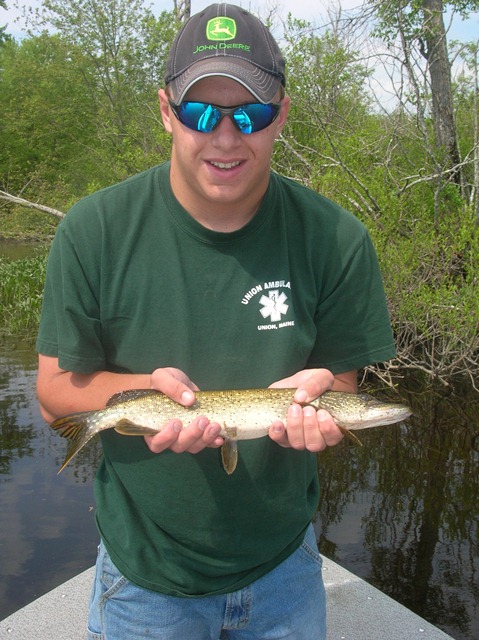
[159,76,290,231]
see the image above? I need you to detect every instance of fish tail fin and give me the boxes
[50,411,96,474]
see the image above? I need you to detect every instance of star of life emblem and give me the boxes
[259,290,289,322]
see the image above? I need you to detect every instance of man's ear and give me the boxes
[275,94,290,137]
[158,88,173,133]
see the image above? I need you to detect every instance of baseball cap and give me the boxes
[165,3,286,105]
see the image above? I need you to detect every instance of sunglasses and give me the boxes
[169,100,281,134]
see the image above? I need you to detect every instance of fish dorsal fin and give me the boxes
[107,389,158,408]
[114,419,159,436]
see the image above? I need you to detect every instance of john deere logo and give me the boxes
[206,17,236,41]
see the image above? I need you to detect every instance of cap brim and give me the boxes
[168,58,282,105]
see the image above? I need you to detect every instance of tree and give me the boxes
[174,0,190,23]
[0,34,99,196]
[371,0,479,193]
[277,15,379,215]
[0,1,178,204]
[27,0,177,177]
[420,0,460,173]
[38,0,152,139]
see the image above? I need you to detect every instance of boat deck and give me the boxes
[0,557,454,639]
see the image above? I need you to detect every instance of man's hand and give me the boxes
[144,367,224,454]
[268,368,356,452]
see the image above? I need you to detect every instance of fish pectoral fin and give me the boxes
[338,425,363,447]
[114,419,158,436]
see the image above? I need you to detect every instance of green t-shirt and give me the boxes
[37,162,395,596]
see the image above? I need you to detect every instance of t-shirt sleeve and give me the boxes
[307,227,396,373]
[36,218,107,374]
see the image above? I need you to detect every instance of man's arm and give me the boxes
[37,354,152,421]
[37,354,225,453]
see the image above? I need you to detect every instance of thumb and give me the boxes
[150,367,198,406]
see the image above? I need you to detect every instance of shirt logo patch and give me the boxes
[241,281,295,331]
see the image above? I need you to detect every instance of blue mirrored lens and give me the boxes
[232,108,253,133]
[234,104,276,133]
[174,102,279,134]
[195,104,221,132]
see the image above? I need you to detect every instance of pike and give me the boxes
[50,388,412,475]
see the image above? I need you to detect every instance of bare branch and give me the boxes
[0,191,65,219]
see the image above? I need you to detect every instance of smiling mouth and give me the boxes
[209,161,241,170]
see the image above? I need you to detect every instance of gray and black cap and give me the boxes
[165,3,286,105]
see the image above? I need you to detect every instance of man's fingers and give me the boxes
[145,420,182,453]
[144,417,224,454]
[268,406,344,451]
[317,409,344,446]
[302,406,325,451]
[285,403,305,449]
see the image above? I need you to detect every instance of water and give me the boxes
[317,383,479,639]
[0,338,478,639]
[0,239,44,262]
[0,337,99,620]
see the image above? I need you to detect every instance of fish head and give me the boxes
[343,394,412,429]
[318,392,412,430]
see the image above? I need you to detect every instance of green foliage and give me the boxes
[0,254,48,335]
[33,0,176,180]
[373,208,479,382]
[0,206,58,240]
[271,13,479,384]
[0,33,100,195]
[372,0,479,42]
[0,2,176,209]
[274,16,376,212]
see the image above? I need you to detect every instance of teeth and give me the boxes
[210,161,240,169]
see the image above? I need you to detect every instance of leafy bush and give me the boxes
[372,210,479,389]
[0,254,48,336]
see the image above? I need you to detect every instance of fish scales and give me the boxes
[108,388,304,439]
[50,388,412,474]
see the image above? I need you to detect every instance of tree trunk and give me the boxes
[421,0,462,181]
[474,44,479,223]
[174,0,191,23]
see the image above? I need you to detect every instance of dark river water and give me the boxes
[0,244,478,638]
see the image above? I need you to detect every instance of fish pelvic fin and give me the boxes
[114,419,159,436]
[337,425,363,447]
[221,424,238,474]
[221,438,238,475]
[50,411,96,474]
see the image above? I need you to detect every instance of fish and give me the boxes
[50,388,412,475]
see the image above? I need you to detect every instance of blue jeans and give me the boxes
[87,524,326,639]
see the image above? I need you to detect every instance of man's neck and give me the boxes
[168,166,267,232]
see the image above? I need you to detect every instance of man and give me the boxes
[36,4,396,639]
